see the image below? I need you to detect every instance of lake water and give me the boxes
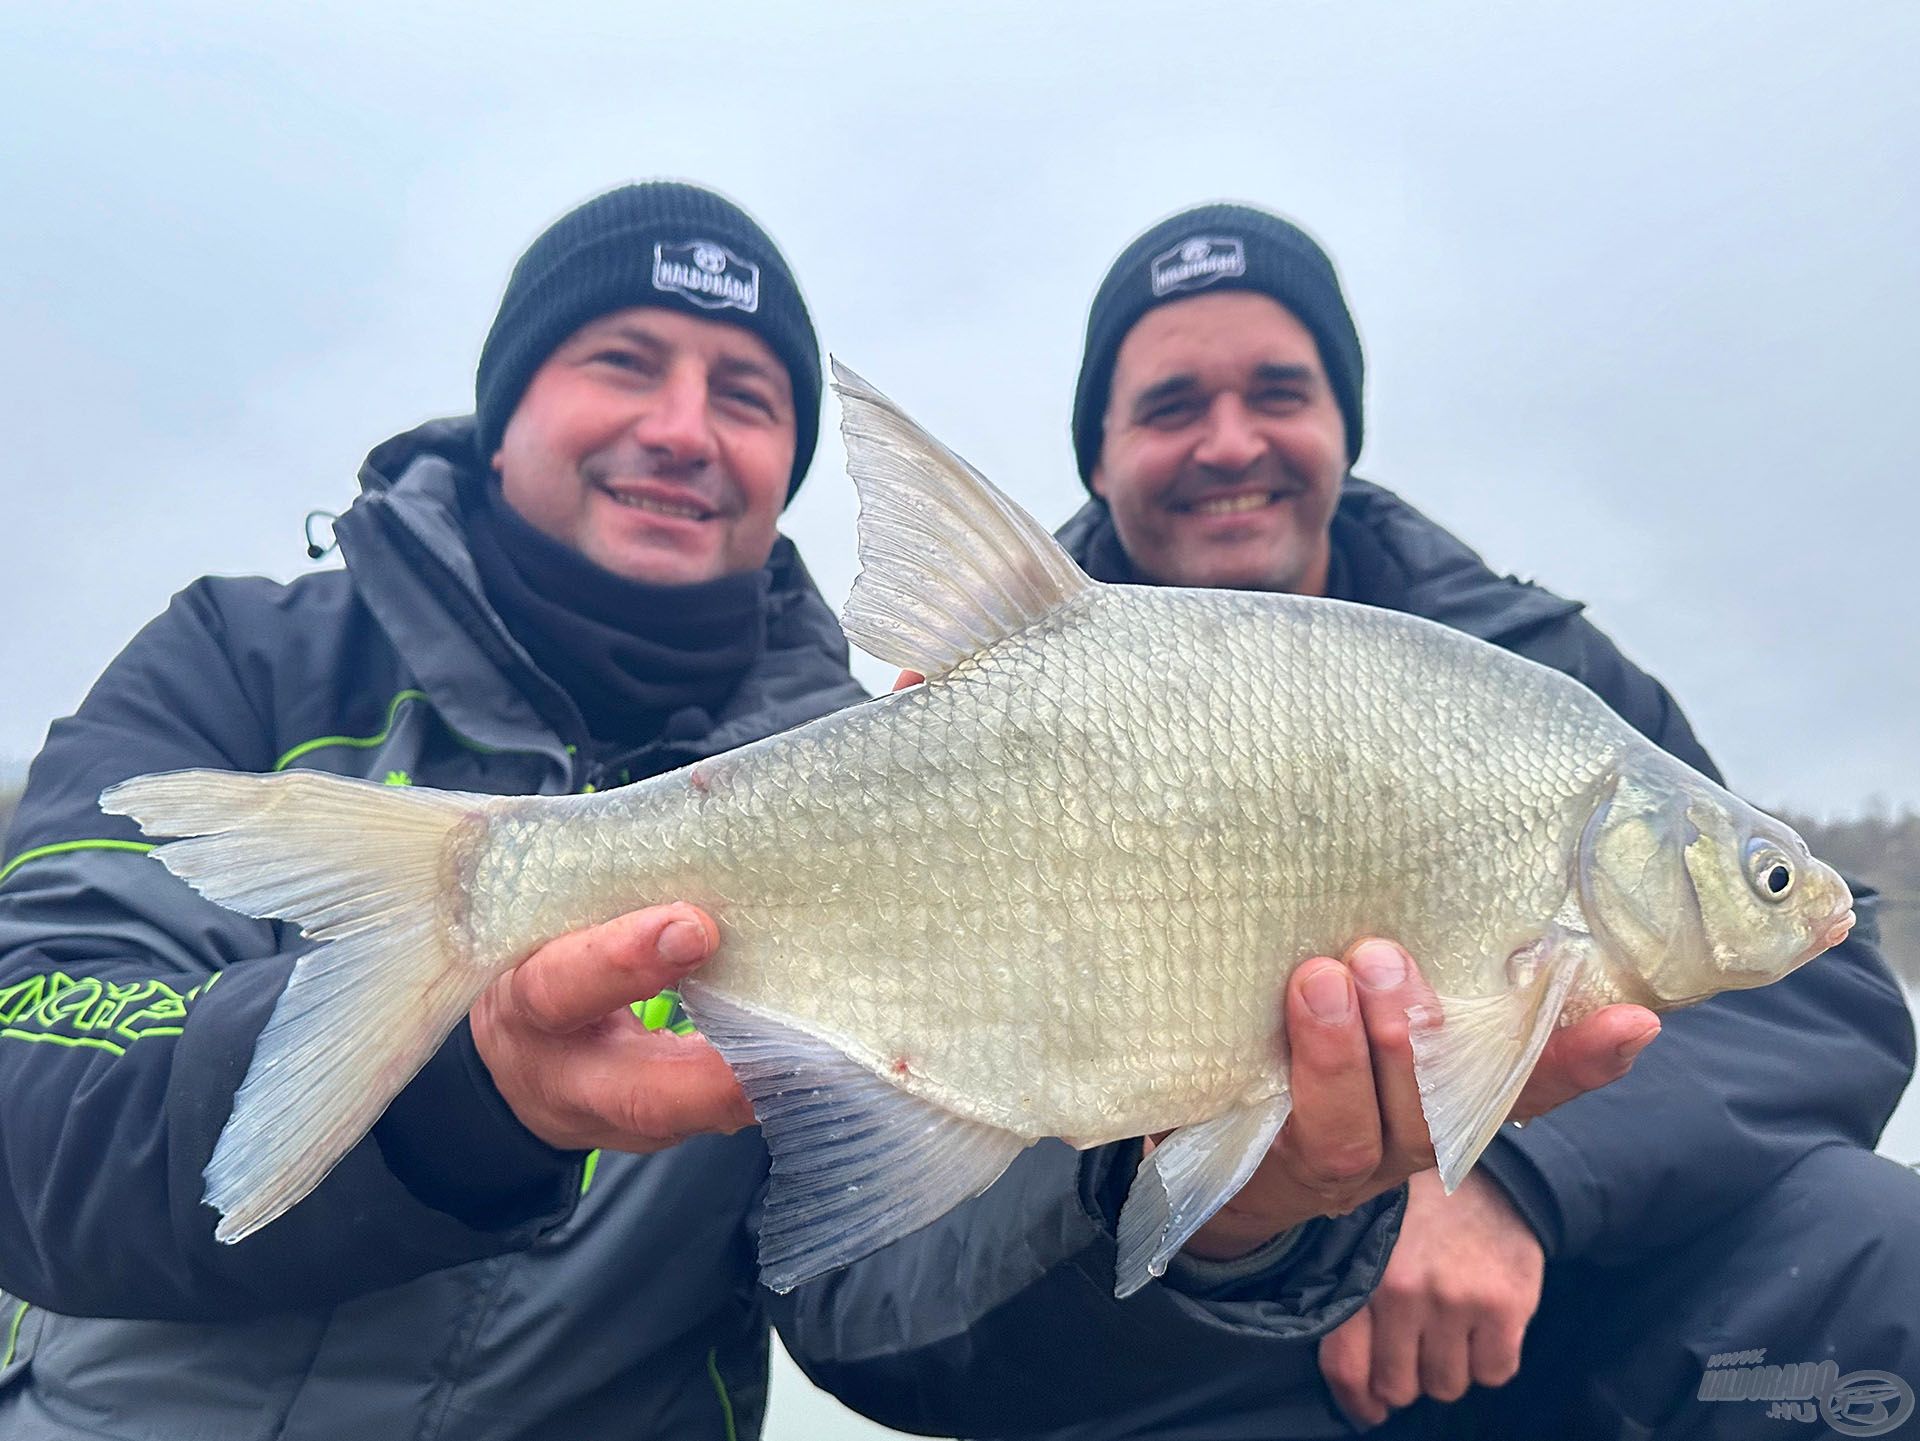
[1878,989,1920,1163]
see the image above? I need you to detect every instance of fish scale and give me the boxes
[99,361,1853,1296]
[452,585,1615,1150]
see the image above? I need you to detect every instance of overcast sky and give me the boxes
[3,2,1916,818]
[2,6,1914,1433]
[3,0,1920,817]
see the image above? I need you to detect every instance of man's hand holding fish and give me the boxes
[1053,199,1915,1436]
[471,874,1657,1263]
[98,357,1853,1303]
[470,902,755,1153]
[879,670,1662,1262]
[1169,939,1660,1262]
[4,180,1910,1441]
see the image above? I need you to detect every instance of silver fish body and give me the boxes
[483,584,1616,1143]
[102,364,1853,1296]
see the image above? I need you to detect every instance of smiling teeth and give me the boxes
[612,493,707,519]
[1190,493,1273,516]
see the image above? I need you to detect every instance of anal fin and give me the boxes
[1114,1095,1292,1299]
[681,985,1028,1293]
[1408,925,1592,1192]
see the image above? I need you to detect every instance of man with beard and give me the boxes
[1057,201,1919,1438]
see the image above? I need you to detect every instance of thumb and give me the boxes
[1514,1003,1659,1119]
[510,904,720,1035]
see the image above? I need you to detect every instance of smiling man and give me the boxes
[0,182,1598,1441]
[490,310,796,585]
[1088,289,1347,595]
[1061,201,1919,1438]
[0,182,849,1441]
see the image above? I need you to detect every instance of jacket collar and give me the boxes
[337,417,865,776]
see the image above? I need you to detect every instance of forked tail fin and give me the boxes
[101,768,505,1242]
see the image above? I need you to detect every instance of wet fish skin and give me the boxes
[481,585,1610,1142]
[470,560,1846,1147]
[100,362,1853,1297]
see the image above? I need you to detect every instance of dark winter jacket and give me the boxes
[0,422,1401,1441]
[1061,484,1915,1269]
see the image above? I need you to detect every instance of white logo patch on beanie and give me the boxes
[652,239,761,313]
[1149,235,1246,297]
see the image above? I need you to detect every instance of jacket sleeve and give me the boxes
[770,1141,1402,1438]
[1474,612,1916,1262]
[0,583,579,1322]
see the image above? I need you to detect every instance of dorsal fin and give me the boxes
[831,359,1095,678]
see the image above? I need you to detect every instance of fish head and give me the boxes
[1676,790,1854,998]
[1577,769,1854,1008]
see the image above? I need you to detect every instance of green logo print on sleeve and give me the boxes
[0,971,220,1056]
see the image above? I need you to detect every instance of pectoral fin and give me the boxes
[1407,926,1593,1192]
[681,985,1029,1294]
[1113,1094,1292,1299]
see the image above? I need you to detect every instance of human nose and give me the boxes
[630,366,719,469]
[1192,395,1265,473]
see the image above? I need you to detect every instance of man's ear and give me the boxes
[1088,460,1109,500]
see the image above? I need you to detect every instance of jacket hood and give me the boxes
[358,415,485,495]
[343,414,863,762]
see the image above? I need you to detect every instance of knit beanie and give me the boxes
[1071,203,1365,483]
[475,182,822,499]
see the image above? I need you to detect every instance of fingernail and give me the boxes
[658,918,709,967]
[1303,965,1354,1022]
[1617,1023,1660,1062]
[1350,940,1407,991]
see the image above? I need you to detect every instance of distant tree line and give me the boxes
[1778,809,1920,989]
[0,781,1911,986]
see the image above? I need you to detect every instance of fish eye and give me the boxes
[1744,838,1795,902]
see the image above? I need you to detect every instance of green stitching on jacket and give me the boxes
[271,689,501,772]
[2,1299,26,1368]
[0,838,155,889]
[706,1346,739,1441]
[0,971,216,1056]
[579,1149,601,1196]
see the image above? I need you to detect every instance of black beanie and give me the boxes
[1071,203,1364,484]
[475,182,822,500]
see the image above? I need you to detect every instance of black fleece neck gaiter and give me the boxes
[465,479,770,750]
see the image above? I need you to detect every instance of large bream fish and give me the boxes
[103,363,1855,1298]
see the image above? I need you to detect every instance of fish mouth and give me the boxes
[1823,908,1856,950]
[1790,905,1856,968]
